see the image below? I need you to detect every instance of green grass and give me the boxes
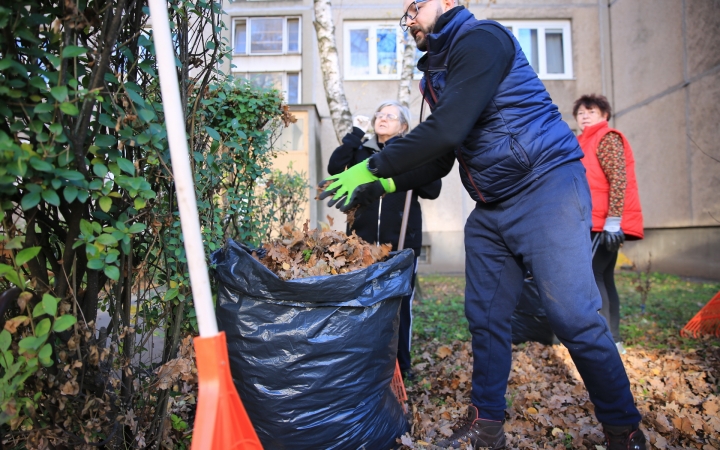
[413,272,720,349]
[615,271,720,349]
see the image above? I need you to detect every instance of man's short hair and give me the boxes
[573,94,613,121]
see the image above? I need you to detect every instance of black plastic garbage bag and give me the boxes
[211,239,413,450]
[511,274,558,345]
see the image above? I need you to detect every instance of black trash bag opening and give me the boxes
[512,274,559,346]
[211,239,413,450]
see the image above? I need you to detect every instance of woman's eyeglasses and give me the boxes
[400,0,429,32]
[375,112,399,121]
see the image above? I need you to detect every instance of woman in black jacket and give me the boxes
[327,100,442,379]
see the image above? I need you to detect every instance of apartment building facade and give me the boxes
[222,0,720,280]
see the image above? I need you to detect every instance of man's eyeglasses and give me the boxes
[375,112,399,121]
[399,0,429,32]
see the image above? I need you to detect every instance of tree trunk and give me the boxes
[398,35,417,110]
[313,0,352,143]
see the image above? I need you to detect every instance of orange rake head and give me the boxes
[681,290,720,338]
[391,360,408,414]
[191,332,263,450]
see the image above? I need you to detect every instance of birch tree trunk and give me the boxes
[313,0,352,143]
[398,35,417,109]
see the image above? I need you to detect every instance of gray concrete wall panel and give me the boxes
[609,0,684,114]
[622,227,720,281]
[686,0,720,78]
[687,71,720,226]
[616,90,691,229]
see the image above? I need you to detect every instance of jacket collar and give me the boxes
[579,120,610,140]
[417,6,474,72]
[364,134,401,153]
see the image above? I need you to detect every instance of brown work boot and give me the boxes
[434,405,505,449]
[603,424,647,450]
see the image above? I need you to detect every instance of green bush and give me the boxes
[0,0,306,446]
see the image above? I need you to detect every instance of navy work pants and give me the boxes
[464,162,641,426]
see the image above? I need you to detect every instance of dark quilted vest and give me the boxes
[420,10,583,202]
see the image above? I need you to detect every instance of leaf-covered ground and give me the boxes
[398,273,720,449]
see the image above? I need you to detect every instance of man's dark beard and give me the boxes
[410,25,431,51]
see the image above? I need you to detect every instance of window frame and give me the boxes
[497,20,574,80]
[234,71,302,104]
[231,16,302,56]
[343,20,405,81]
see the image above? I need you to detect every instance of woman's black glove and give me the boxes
[602,230,625,252]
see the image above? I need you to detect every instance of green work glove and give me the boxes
[318,159,385,210]
[337,178,396,212]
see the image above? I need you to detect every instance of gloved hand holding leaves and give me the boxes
[602,217,625,252]
[318,159,395,212]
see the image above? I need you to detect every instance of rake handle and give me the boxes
[148,0,218,337]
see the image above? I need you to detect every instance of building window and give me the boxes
[239,72,301,104]
[344,21,407,80]
[498,20,573,80]
[418,245,430,264]
[232,17,301,55]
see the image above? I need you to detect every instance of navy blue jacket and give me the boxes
[370,7,583,203]
[328,128,441,251]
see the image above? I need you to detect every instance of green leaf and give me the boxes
[104,265,120,280]
[29,158,53,172]
[15,247,41,266]
[41,189,60,206]
[39,343,53,367]
[2,268,23,288]
[60,102,79,116]
[18,336,41,353]
[32,301,46,318]
[53,315,77,332]
[93,163,108,178]
[34,102,54,114]
[42,294,58,317]
[96,234,118,246]
[35,318,51,336]
[205,126,222,141]
[0,330,10,352]
[21,191,41,210]
[55,169,85,181]
[99,196,112,212]
[165,287,179,301]
[62,45,88,58]
[128,223,146,234]
[63,185,78,203]
[95,135,117,147]
[134,198,146,210]
[117,157,135,175]
[80,219,94,237]
[50,86,68,102]
[86,258,104,270]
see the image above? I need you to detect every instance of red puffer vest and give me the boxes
[577,121,644,240]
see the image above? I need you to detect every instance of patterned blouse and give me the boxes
[596,132,627,217]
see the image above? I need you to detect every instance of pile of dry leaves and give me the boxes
[257,220,392,280]
[398,338,720,449]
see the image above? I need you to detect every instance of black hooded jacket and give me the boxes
[328,127,442,251]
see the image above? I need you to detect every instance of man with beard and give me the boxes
[319,1,647,449]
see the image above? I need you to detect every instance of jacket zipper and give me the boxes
[456,150,486,203]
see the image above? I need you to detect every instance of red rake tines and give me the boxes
[391,360,408,414]
[191,332,263,450]
[681,290,720,338]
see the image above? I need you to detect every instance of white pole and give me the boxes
[148,0,218,337]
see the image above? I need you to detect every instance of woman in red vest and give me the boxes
[573,94,644,355]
